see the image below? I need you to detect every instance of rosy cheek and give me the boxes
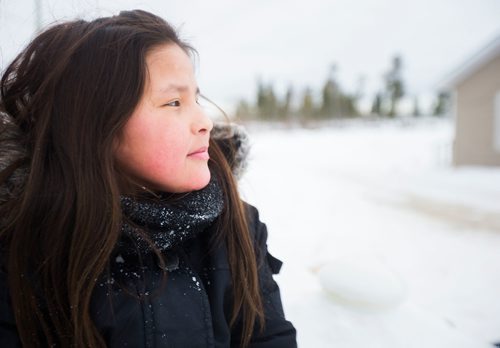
[122,111,187,175]
[143,136,185,172]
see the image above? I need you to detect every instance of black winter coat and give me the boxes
[0,203,297,347]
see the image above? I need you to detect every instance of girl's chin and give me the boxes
[190,171,212,191]
[167,170,211,193]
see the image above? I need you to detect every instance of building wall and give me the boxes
[453,54,500,166]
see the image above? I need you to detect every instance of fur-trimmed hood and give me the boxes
[0,111,250,204]
[0,113,28,205]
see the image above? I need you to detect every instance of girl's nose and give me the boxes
[192,108,213,135]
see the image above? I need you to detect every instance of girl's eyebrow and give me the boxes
[158,84,200,95]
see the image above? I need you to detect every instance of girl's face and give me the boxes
[115,44,213,193]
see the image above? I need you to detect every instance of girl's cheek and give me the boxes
[147,146,182,171]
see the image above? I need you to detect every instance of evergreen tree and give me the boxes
[341,94,359,117]
[278,85,294,121]
[320,64,344,118]
[300,87,314,122]
[256,80,266,117]
[319,65,360,118]
[433,91,450,116]
[320,78,338,118]
[265,85,278,119]
[371,93,383,115]
[385,55,405,117]
[256,81,278,120]
[412,96,421,117]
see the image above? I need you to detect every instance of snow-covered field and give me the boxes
[238,117,500,348]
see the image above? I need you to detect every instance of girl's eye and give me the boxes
[164,100,180,107]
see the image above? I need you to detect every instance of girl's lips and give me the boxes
[187,147,209,160]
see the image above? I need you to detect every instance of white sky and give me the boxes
[1,0,499,112]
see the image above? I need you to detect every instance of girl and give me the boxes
[0,9,296,348]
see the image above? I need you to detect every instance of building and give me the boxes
[441,34,500,166]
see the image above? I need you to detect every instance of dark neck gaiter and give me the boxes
[119,174,224,255]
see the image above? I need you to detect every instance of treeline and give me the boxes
[234,55,450,122]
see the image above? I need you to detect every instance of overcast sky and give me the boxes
[1,0,499,112]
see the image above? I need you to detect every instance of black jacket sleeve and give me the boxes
[232,203,297,348]
[0,270,22,346]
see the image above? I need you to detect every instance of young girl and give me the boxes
[0,9,296,347]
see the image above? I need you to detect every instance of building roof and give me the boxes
[439,34,500,90]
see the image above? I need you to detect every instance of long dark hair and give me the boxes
[0,10,263,347]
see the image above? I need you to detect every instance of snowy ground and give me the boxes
[238,117,500,348]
